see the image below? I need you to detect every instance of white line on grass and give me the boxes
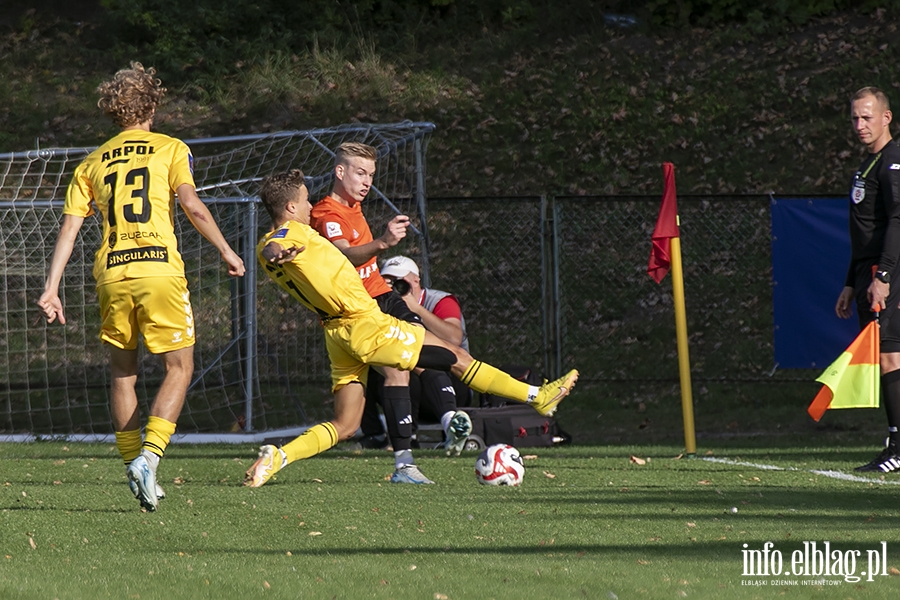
[702,457,900,485]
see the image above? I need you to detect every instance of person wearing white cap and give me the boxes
[372,255,473,453]
[380,256,470,352]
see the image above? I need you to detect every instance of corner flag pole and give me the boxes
[648,163,696,455]
[669,233,696,455]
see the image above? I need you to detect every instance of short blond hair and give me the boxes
[259,169,306,224]
[97,62,166,128]
[851,86,890,111]
[335,141,377,167]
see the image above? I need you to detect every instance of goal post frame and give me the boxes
[0,122,435,440]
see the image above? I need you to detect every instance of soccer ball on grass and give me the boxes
[475,444,525,486]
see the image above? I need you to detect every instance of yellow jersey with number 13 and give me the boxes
[64,130,194,285]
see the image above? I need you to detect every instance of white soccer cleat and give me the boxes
[126,452,159,512]
[390,464,435,484]
[128,479,166,500]
[442,411,473,456]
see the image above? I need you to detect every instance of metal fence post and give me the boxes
[541,195,561,380]
[414,135,432,287]
[243,201,258,431]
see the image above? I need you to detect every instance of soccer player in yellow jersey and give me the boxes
[38,63,245,512]
[243,169,578,487]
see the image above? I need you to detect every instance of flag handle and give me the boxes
[872,265,881,419]
[669,235,696,455]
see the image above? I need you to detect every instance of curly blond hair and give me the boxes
[97,62,166,128]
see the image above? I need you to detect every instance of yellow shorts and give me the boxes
[323,310,425,391]
[97,276,195,354]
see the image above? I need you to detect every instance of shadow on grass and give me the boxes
[209,539,891,559]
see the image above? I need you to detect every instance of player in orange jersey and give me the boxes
[310,142,455,482]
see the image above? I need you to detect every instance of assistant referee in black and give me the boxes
[835,86,900,472]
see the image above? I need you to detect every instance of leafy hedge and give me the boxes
[97,0,557,84]
[95,0,897,85]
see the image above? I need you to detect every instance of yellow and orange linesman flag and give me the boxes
[648,162,680,283]
[807,319,880,422]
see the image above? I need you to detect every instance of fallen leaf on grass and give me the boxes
[523,454,538,460]
[630,456,646,465]
[698,480,711,485]
[308,531,322,536]
[891,567,900,576]
[28,538,36,550]
[543,471,556,479]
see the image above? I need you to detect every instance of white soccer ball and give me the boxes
[475,444,525,486]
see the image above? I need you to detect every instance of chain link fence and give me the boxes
[426,195,792,385]
[2,187,811,436]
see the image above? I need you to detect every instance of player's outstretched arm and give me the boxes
[38,214,85,325]
[176,183,245,277]
[261,241,305,264]
[330,214,410,266]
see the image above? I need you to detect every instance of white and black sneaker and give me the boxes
[855,447,900,473]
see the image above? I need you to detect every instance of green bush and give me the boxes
[96,0,569,85]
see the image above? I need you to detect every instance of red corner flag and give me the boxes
[807,320,880,422]
[648,163,680,284]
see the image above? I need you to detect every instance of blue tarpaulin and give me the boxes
[770,196,859,369]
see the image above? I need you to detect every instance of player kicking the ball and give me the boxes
[242,169,578,487]
[39,63,245,511]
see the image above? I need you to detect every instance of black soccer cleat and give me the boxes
[854,447,900,473]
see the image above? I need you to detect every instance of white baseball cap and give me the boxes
[380,256,419,278]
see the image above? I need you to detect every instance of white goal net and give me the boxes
[0,122,434,440]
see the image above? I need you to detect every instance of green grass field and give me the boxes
[3,441,900,599]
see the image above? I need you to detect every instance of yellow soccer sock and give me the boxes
[143,416,177,458]
[281,422,339,464]
[115,429,143,465]
[460,360,530,402]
